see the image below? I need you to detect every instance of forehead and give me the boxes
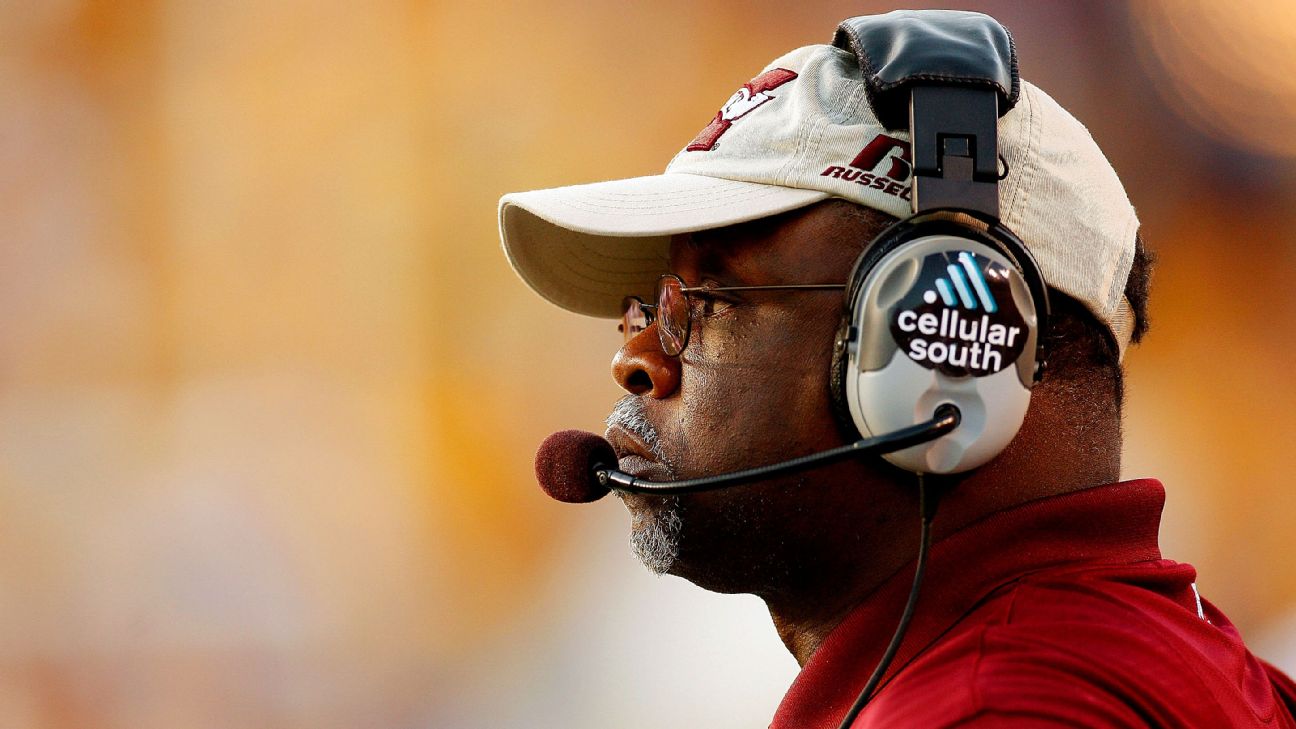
[667,201,880,285]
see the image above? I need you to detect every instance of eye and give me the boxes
[693,290,736,318]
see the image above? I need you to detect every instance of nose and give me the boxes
[611,325,681,398]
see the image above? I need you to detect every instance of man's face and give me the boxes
[603,202,906,593]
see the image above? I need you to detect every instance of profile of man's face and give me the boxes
[603,202,910,594]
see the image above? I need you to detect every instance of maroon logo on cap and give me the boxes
[849,134,912,181]
[686,68,798,152]
[821,134,914,201]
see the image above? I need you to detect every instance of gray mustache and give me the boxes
[605,396,669,463]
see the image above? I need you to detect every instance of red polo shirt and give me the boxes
[771,480,1296,728]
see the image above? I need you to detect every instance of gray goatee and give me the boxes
[629,497,683,575]
[606,396,682,574]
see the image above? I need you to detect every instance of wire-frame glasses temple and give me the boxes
[621,277,846,356]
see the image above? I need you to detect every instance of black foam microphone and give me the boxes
[534,405,960,502]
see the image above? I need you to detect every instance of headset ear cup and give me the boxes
[838,216,1048,474]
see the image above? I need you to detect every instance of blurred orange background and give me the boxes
[2,1,1295,727]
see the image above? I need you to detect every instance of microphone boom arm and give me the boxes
[596,405,961,495]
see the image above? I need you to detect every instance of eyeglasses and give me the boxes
[619,273,844,356]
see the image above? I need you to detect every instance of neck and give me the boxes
[761,484,927,667]
[766,548,927,667]
[763,412,1120,667]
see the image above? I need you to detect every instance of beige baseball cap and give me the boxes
[498,42,1140,353]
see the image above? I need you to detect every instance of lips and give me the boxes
[604,425,674,482]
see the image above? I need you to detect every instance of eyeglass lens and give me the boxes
[618,277,692,356]
[656,275,690,356]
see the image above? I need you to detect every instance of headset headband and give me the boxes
[833,11,1018,217]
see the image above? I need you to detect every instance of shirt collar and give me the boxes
[771,478,1166,729]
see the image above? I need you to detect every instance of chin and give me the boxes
[624,493,684,576]
[622,484,797,595]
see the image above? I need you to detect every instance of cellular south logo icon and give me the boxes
[926,251,998,312]
[686,68,798,152]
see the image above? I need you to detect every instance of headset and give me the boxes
[824,11,1051,723]
[829,10,1050,477]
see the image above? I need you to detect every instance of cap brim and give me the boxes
[499,172,829,318]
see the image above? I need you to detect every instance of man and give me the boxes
[499,10,1296,728]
